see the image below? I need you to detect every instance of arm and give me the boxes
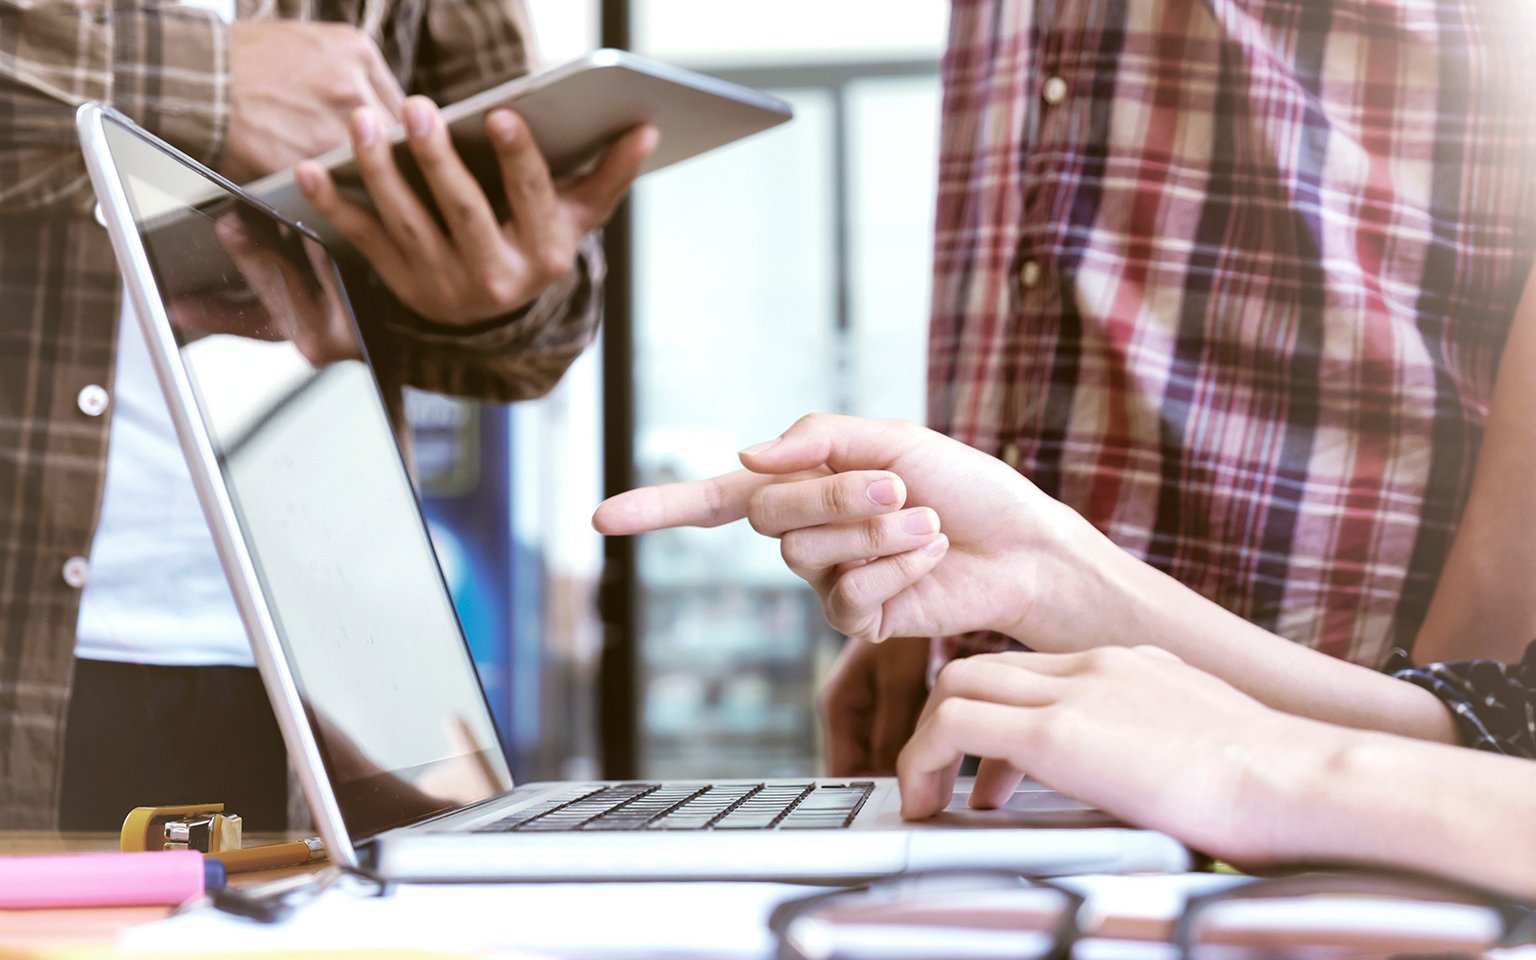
[306,98,652,402]
[595,414,1460,743]
[1412,261,1536,664]
[900,646,1536,900]
[301,0,656,401]
[0,0,226,214]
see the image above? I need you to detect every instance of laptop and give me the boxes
[77,103,1192,882]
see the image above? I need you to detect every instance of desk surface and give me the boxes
[0,831,318,950]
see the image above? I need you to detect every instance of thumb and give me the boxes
[737,413,919,476]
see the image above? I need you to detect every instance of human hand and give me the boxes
[295,98,658,324]
[897,647,1335,865]
[167,210,361,367]
[819,637,931,776]
[224,22,405,183]
[594,414,1096,647]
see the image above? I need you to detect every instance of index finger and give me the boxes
[592,469,774,534]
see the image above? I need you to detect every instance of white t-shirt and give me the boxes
[74,0,252,666]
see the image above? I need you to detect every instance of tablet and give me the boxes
[245,49,793,250]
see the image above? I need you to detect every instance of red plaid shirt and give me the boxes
[930,0,1536,667]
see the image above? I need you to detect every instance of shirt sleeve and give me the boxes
[1386,641,1536,758]
[0,0,227,215]
[349,230,604,404]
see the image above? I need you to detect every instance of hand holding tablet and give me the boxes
[246,49,794,253]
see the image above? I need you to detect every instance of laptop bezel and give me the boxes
[75,102,516,866]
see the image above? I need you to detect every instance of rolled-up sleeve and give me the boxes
[353,231,603,403]
[1387,642,1536,758]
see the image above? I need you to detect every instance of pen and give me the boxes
[0,850,225,909]
[207,837,326,873]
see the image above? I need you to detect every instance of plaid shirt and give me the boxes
[1387,643,1536,758]
[0,0,602,827]
[931,0,1536,666]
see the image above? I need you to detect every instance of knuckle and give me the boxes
[931,696,970,732]
[799,412,832,430]
[475,271,522,312]
[932,658,964,695]
[859,518,887,557]
[514,168,546,198]
[446,197,480,226]
[819,478,853,518]
[934,656,981,696]
[536,247,576,283]
[1020,707,1064,755]
[891,544,927,576]
[1131,644,1179,664]
[746,488,775,536]
[344,29,377,59]
[829,575,865,620]
[778,532,809,574]
[1080,646,1117,671]
[824,583,866,635]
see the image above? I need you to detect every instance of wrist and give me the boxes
[995,497,1125,649]
[1226,717,1397,867]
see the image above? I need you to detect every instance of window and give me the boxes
[623,11,944,777]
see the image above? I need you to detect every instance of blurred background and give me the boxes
[406,0,945,784]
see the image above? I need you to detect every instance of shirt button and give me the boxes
[62,556,90,589]
[1042,76,1069,106]
[1019,260,1042,289]
[1001,442,1022,470]
[77,384,110,417]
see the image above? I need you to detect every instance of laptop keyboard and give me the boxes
[474,782,875,833]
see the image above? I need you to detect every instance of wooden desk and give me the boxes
[0,831,320,952]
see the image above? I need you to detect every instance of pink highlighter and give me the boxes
[0,850,225,909]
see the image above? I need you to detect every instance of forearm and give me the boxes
[1247,721,1536,900]
[0,0,226,213]
[1022,513,1459,742]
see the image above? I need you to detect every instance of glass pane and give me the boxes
[526,1,598,64]
[847,76,941,423]
[628,55,943,778]
[633,0,948,65]
[632,89,838,778]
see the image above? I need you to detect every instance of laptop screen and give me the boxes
[101,115,513,840]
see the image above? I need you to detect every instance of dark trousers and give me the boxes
[59,658,289,830]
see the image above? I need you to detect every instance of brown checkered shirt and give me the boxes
[0,0,603,827]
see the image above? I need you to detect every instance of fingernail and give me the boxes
[405,100,432,139]
[922,535,949,557]
[739,436,781,457]
[488,111,518,146]
[867,478,899,506]
[352,110,377,147]
[295,164,320,194]
[903,510,938,536]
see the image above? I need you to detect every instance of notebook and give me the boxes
[77,103,1191,882]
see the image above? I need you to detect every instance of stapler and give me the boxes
[120,802,243,854]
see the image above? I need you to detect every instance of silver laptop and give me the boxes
[77,103,1191,882]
